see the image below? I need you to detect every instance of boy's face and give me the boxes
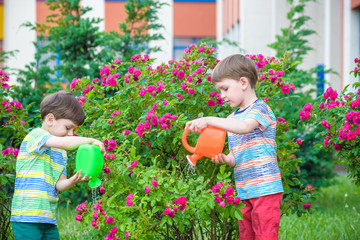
[46,114,79,137]
[214,78,246,108]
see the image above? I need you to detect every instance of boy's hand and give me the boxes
[92,139,105,153]
[185,117,209,133]
[212,150,236,167]
[68,170,91,185]
[55,171,91,191]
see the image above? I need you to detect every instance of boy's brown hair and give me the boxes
[211,54,258,89]
[40,92,85,126]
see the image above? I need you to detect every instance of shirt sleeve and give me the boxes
[246,104,273,131]
[27,129,54,155]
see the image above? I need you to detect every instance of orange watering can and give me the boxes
[182,126,226,166]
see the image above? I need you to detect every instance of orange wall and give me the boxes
[36,1,57,26]
[174,2,216,38]
[105,1,126,32]
[351,0,360,9]
[223,0,240,35]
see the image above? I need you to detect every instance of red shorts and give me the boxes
[238,192,283,240]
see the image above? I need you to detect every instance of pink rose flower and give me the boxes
[145,186,150,194]
[164,207,171,215]
[75,214,82,221]
[178,204,186,211]
[110,226,118,233]
[126,193,133,200]
[333,143,342,151]
[207,99,216,107]
[347,131,356,140]
[151,180,158,187]
[177,196,187,205]
[187,88,195,95]
[209,91,217,97]
[106,216,114,224]
[139,88,146,96]
[225,187,234,196]
[226,196,235,204]
[128,66,134,74]
[130,161,138,167]
[214,196,222,203]
[330,91,338,100]
[134,70,141,77]
[172,68,179,75]
[178,71,185,79]
[176,94,183,100]
[305,184,313,192]
[234,197,241,205]
[355,128,360,136]
[99,187,106,194]
[126,200,133,207]
[303,203,311,209]
[109,140,117,148]
[296,138,302,145]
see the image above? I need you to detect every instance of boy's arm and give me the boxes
[55,171,90,192]
[44,136,105,152]
[185,116,259,135]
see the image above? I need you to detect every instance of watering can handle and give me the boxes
[182,128,196,153]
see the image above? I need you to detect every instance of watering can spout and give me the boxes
[186,154,202,167]
[88,177,102,188]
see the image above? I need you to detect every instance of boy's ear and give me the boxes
[239,77,249,89]
[45,113,55,126]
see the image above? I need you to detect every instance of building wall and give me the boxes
[1,0,358,91]
[4,0,36,85]
[217,0,358,92]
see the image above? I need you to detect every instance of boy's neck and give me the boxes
[238,91,258,111]
[41,123,50,132]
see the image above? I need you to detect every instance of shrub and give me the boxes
[299,57,360,185]
[66,44,314,238]
[1,43,315,239]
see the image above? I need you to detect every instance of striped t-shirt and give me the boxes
[228,99,283,200]
[10,128,67,225]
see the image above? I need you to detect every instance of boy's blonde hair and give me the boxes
[211,54,258,89]
[41,92,85,126]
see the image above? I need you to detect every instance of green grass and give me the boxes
[279,173,360,240]
[57,205,90,240]
[58,174,360,239]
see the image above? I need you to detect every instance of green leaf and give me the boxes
[234,210,243,220]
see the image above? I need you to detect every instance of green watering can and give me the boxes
[75,144,104,188]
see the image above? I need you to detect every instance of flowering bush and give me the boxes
[299,57,360,185]
[0,69,29,199]
[66,45,315,238]
[2,43,316,238]
[0,70,31,239]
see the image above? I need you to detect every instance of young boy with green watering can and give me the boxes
[185,54,283,240]
[10,92,105,240]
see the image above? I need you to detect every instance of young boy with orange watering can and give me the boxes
[185,54,283,240]
[10,92,104,240]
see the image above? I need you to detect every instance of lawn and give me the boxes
[57,173,360,239]
[279,173,360,240]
